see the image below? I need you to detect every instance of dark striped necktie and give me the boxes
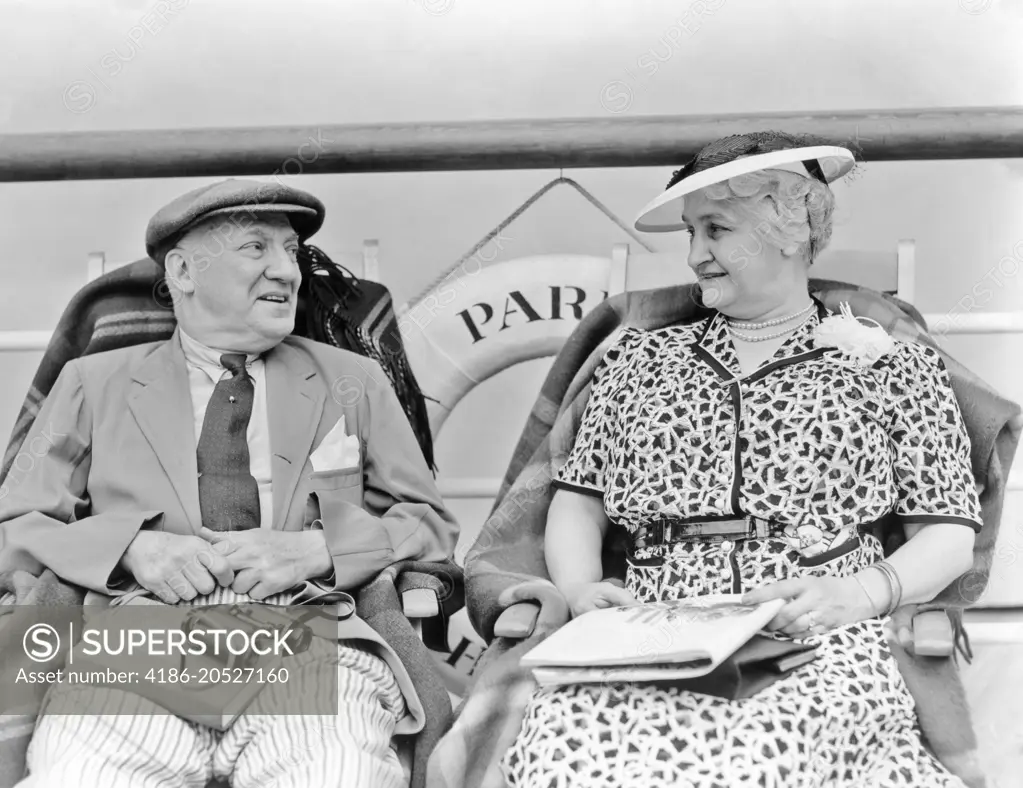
[196,353,260,532]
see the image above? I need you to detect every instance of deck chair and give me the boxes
[419,261,1020,788]
[0,253,464,788]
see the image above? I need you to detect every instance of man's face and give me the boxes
[167,212,302,353]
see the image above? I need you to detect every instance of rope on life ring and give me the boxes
[400,175,658,314]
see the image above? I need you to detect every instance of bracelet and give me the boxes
[879,561,904,613]
[870,561,904,616]
[852,572,886,617]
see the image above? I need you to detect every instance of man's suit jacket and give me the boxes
[0,329,459,734]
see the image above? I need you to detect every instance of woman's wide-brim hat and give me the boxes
[634,132,857,233]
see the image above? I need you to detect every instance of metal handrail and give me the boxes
[1,107,1022,182]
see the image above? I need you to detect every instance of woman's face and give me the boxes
[681,188,804,317]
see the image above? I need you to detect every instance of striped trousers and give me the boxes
[18,588,409,788]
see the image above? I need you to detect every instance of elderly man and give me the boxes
[0,179,459,788]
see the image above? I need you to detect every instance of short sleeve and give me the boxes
[552,330,633,498]
[884,342,983,531]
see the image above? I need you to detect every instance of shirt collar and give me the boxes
[178,328,261,381]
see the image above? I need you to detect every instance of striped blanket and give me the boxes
[427,279,1022,788]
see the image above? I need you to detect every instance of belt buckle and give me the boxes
[638,520,669,549]
[750,516,771,539]
[632,521,671,551]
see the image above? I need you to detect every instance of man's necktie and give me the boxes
[196,353,260,531]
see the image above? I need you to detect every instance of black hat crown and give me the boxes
[666,130,832,191]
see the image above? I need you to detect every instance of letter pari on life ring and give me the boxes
[398,255,615,433]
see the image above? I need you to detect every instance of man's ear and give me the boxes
[164,247,197,295]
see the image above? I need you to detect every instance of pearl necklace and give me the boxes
[725,302,815,330]
[727,311,817,343]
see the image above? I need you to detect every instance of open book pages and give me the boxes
[520,594,786,683]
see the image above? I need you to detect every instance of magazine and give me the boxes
[521,594,818,691]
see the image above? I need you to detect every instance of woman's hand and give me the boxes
[742,576,876,637]
[561,581,637,618]
[887,605,919,652]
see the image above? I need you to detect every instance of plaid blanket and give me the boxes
[0,253,455,788]
[427,279,1022,788]
[357,560,465,788]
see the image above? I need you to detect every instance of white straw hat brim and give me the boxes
[634,145,856,233]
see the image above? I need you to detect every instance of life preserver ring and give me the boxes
[399,255,615,433]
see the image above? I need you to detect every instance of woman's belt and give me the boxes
[631,515,774,550]
[629,514,890,552]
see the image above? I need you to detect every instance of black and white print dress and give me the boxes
[501,302,983,788]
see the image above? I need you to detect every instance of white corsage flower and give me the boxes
[812,302,895,368]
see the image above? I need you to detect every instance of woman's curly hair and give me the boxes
[702,169,836,264]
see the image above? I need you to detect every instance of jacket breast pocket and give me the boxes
[310,465,363,492]
[306,466,365,525]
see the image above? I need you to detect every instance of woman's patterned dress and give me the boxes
[501,302,983,788]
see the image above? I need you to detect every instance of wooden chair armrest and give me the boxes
[494,601,541,639]
[401,588,441,619]
[913,610,954,657]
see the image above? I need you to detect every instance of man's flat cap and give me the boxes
[145,178,326,265]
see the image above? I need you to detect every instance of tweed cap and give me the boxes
[145,178,326,264]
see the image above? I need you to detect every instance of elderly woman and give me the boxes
[499,132,981,787]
